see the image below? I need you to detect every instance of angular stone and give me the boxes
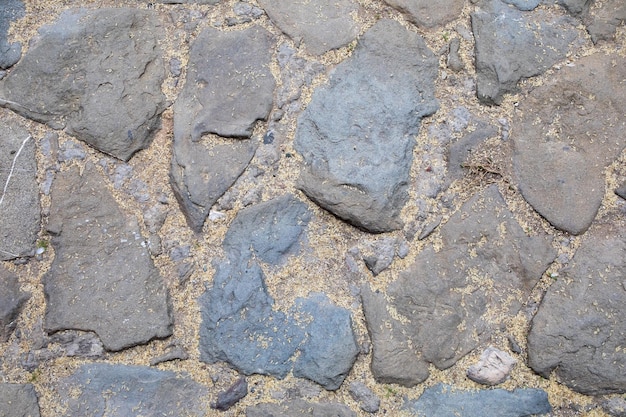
[555,0,592,15]
[213,377,248,411]
[0,8,166,161]
[58,364,207,417]
[467,346,517,386]
[0,266,29,342]
[246,400,356,417]
[584,0,626,43]
[257,0,359,55]
[503,0,541,10]
[384,0,465,28]
[472,0,578,105]
[349,381,380,414]
[404,384,552,417]
[363,186,555,384]
[295,19,438,233]
[528,224,626,395]
[512,54,626,235]
[44,164,172,351]
[0,383,40,417]
[0,120,39,261]
[0,0,25,69]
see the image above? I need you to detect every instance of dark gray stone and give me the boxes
[0,0,25,69]
[528,224,626,395]
[0,383,40,417]
[157,0,219,3]
[472,0,578,105]
[246,400,356,417]
[503,0,541,10]
[44,164,173,351]
[257,0,359,55]
[404,384,552,417]
[512,53,626,235]
[603,397,626,417]
[294,19,438,233]
[362,238,397,276]
[58,364,207,417]
[0,8,167,161]
[0,266,29,342]
[0,120,39,261]
[49,331,104,357]
[212,377,248,411]
[362,186,555,386]
[223,195,311,265]
[616,182,626,200]
[447,124,499,181]
[384,0,465,28]
[349,381,380,414]
[584,0,626,43]
[447,38,464,72]
[555,0,592,15]
[150,345,189,366]
[292,293,359,390]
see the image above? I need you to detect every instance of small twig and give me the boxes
[0,134,32,208]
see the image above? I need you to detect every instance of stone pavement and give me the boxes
[0,0,625,416]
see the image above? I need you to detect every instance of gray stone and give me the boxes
[257,0,359,55]
[156,0,219,4]
[466,347,517,386]
[0,266,29,342]
[603,397,626,417]
[0,8,167,161]
[472,0,578,105]
[49,331,104,357]
[0,120,39,261]
[43,164,173,351]
[447,38,464,72]
[447,124,499,181]
[384,0,465,28]
[246,400,357,417]
[554,0,592,15]
[213,377,248,411]
[616,182,626,200]
[150,344,189,366]
[293,293,359,391]
[362,186,555,385]
[528,224,626,395]
[58,139,86,162]
[223,195,311,265]
[404,384,552,417]
[58,364,207,417]
[584,0,626,43]
[0,383,40,417]
[362,238,397,276]
[349,381,380,413]
[512,54,626,235]
[171,25,274,232]
[0,0,25,69]
[294,19,438,233]
[503,0,541,10]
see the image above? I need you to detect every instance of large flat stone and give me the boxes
[0,120,39,261]
[384,0,465,28]
[0,383,40,417]
[0,265,29,342]
[362,186,555,386]
[246,400,356,417]
[44,164,173,351]
[472,0,578,105]
[294,19,438,233]
[528,224,626,395]
[0,0,25,69]
[257,0,359,55]
[0,8,166,161]
[512,53,626,235]
[58,364,207,416]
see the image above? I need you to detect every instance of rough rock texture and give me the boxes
[503,0,541,10]
[555,0,592,16]
[584,0,626,43]
[0,0,25,69]
[212,377,248,411]
[257,0,359,55]
[466,346,517,386]
[512,53,626,235]
[0,266,29,342]
[199,195,358,389]
[383,0,465,28]
[472,0,578,105]
[171,25,273,232]
[0,120,39,261]
[246,400,357,417]
[0,383,40,417]
[44,164,173,351]
[404,384,552,417]
[349,381,380,414]
[58,364,207,417]
[0,8,166,161]
[362,185,555,386]
[294,19,438,233]
[528,224,626,395]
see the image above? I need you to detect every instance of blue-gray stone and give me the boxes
[59,364,207,417]
[404,384,552,417]
[502,0,541,10]
[0,0,24,69]
[0,383,40,417]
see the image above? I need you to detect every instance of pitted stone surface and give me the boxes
[294,19,438,233]
[44,164,173,351]
[512,53,626,235]
[0,0,25,69]
[528,224,626,395]
[383,0,465,28]
[58,364,207,417]
[0,8,166,161]
[0,120,39,261]
[472,0,578,105]
[362,185,555,386]
[257,0,359,55]
[0,266,29,343]
[584,0,626,43]
[247,400,357,417]
[0,383,40,417]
